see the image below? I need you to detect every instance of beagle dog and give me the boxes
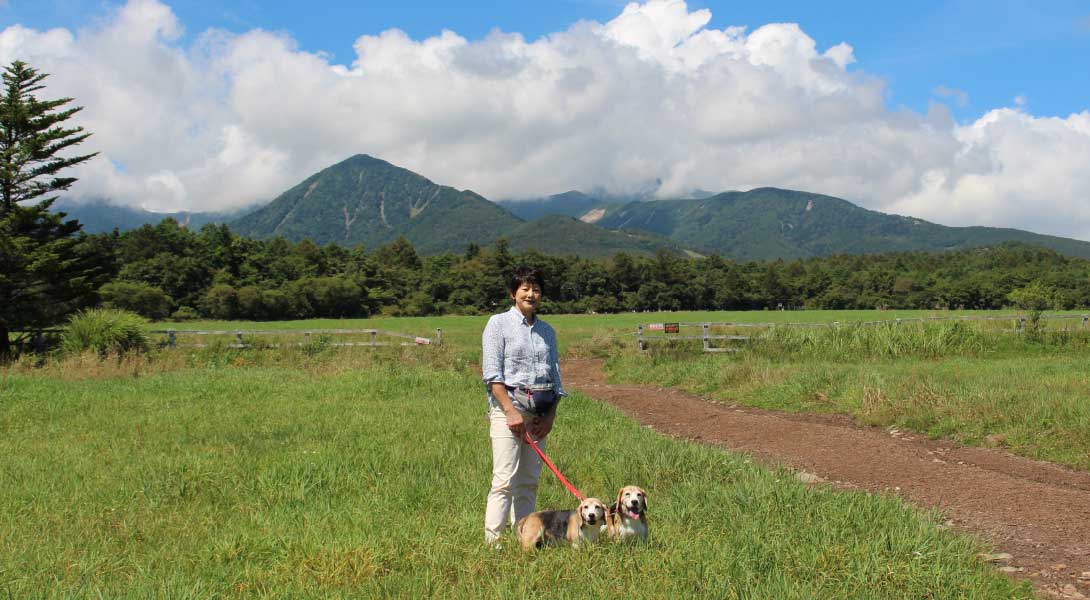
[606,485,649,542]
[516,497,607,551]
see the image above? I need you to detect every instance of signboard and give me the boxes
[664,322,680,334]
[647,323,665,331]
[414,337,431,345]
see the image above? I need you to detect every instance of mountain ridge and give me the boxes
[228,154,685,256]
[55,156,1090,261]
[593,187,1090,260]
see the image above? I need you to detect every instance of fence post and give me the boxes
[1083,315,1088,328]
[702,323,710,352]
[304,331,311,345]
[637,324,645,352]
[895,318,901,326]
[1018,317,1026,332]
[371,331,377,346]
[436,328,443,346]
[168,330,176,348]
[236,331,244,347]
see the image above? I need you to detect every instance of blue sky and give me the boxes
[7,0,1088,120]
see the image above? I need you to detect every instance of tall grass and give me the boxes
[0,357,1028,598]
[750,321,988,360]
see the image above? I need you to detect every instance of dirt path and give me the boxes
[563,359,1090,599]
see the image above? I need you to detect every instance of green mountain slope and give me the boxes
[496,191,621,222]
[228,155,687,257]
[51,199,232,233]
[595,188,1090,260]
[506,215,688,258]
[230,155,521,254]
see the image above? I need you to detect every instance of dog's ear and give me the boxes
[638,487,648,511]
[616,487,625,511]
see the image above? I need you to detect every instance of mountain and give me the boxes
[51,199,231,233]
[230,154,521,254]
[594,187,1090,260]
[67,157,1090,260]
[228,155,687,257]
[497,191,622,223]
[506,215,689,258]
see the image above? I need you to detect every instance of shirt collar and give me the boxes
[508,305,535,326]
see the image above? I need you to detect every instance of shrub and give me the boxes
[61,309,150,357]
[1008,282,1058,336]
[171,306,200,321]
[99,281,174,320]
[198,284,238,320]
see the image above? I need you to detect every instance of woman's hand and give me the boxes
[530,412,555,439]
[504,407,525,436]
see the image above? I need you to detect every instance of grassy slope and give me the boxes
[0,352,1026,598]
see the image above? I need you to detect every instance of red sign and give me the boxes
[664,323,680,334]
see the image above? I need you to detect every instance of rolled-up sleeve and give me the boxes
[482,315,505,386]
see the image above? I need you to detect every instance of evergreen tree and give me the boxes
[0,60,101,359]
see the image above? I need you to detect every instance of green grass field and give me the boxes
[0,347,1029,598]
[142,309,1090,472]
[151,308,1082,359]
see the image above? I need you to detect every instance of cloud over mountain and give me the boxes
[2,0,1089,239]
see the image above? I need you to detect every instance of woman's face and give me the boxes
[511,282,542,316]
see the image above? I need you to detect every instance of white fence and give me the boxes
[155,328,442,349]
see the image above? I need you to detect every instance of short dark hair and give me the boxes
[507,265,545,295]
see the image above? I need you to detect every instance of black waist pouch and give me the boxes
[507,384,558,416]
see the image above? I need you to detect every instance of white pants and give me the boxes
[484,407,544,542]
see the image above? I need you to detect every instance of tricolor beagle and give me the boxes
[516,497,608,551]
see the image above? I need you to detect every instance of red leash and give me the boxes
[522,430,586,501]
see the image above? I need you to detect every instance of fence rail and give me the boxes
[7,327,443,352]
[637,322,750,352]
[637,314,1090,352]
[151,328,442,349]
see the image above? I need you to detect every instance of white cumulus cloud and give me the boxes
[1,0,1089,239]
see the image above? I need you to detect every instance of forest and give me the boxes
[78,218,1090,320]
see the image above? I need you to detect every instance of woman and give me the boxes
[481,266,565,545]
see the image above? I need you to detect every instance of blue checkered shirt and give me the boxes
[482,306,566,409]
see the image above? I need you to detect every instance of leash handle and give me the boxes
[522,430,586,501]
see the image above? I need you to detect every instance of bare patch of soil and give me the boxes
[564,359,1090,599]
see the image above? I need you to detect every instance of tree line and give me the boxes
[76,221,1090,321]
